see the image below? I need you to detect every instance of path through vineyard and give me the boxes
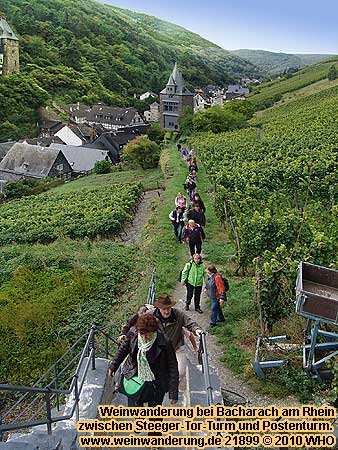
[172,274,299,407]
[120,189,162,244]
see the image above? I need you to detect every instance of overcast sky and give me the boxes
[97,0,337,54]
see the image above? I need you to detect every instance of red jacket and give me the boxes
[182,223,205,243]
[214,273,226,300]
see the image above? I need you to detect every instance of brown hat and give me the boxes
[154,294,176,308]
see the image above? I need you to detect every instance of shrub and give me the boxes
[122,136,160,169]
[94,159,112,174]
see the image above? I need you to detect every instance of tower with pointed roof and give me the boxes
[160,63,194,130]
[0,16,19,76]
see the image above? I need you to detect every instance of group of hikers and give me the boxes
[108,145,229,440]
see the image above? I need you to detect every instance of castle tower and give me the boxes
[0,17,19,75]
[160,62,194,130]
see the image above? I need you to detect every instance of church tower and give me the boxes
[0,17,19,76]
[160,63,194,130]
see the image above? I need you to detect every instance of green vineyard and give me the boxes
[250,57,338,109]
[0,182,143,245]
[192,86,338,328]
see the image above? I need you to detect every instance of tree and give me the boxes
[225,100,255,120]
[192,106,246,134]
[94,160,112,174]
[147,123,165,145]
[328,64,337,81]
[179,106,194,136]
[0,121,20,141]
[122,136,160,169]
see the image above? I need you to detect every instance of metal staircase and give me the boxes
[0,270,224,450]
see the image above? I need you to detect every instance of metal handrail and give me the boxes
[146,267,156,305]
[199,331,214,406]
[0,325,119,437]
[2,331,89,421]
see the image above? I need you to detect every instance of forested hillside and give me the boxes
[0,0,261,140]
[232,49,333,75]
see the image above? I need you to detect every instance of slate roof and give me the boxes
[40,120,65,134]
[49,144,109,172]
[226,85,249,95]
[62,104,91,118]
[0,141,15,160]
[24,136,65,147]
[0,143,60,178]
[0,18,18,40]
[88,106,139,127]
[87,125,149,163]
[160,62,193,96]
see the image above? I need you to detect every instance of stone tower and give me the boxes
[0,17,19,75]
[160,62,194,130]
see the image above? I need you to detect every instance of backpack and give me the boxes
[215,273,229,300]
[178,261,193,285]
[221,276,230,292]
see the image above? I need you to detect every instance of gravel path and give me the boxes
[120,189,162,244]
[173,274,299,407]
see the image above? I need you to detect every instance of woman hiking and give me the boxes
[181,253,206,313]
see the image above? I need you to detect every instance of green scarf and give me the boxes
[137,332,157,382]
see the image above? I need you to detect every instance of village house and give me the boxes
[62,103,92,124]
[144,102,160,122]
[0,143,72,182]
[0,17,19,75]
[140,91,157,101]
[49,143,110,174]
[160,63,194,130]
[194,92,210,112]
[39,120,96,146]
[87,125,149,163]
[225,84,250,100]
[62,104,146,131]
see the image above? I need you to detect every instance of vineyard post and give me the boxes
[254,257,265,335]
[223,201,240,253]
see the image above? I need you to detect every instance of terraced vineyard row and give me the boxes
[192,86,338,328]
[0,182,143,245]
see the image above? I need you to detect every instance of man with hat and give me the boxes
[153,294,202,383]
[120,294,202,383]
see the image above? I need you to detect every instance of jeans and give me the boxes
[189,240,202,256]
[186,283,202,310]
[172,223,184,242]
[210,298,225,326]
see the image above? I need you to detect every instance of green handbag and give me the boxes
[122,375,145,395]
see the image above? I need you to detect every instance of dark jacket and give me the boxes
[182,223,205,243]
[187,208,206,227]
[184,180,196,191]
[169,210,186,224]
[122,307,199,351]
[193,198,206,213]
[154,307,200,350]
[109,328,179,400]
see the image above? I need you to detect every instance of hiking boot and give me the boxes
[185,305,190,311]
[195,308,203,314]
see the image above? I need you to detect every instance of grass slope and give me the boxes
[51,167,164,193]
